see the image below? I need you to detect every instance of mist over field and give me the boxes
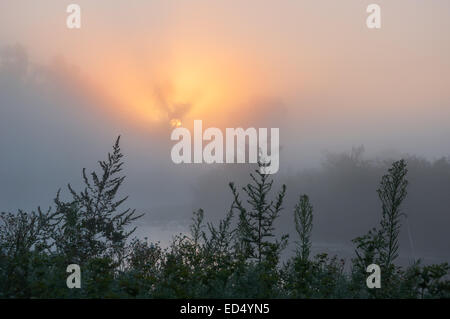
[1,1,450,299]
[1,45,449,265]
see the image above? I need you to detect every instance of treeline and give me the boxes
[0,138,449,298]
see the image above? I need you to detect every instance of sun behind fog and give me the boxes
[170,118,182,128]
[93,46,266,129]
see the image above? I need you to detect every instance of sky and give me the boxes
[1,1,449,261]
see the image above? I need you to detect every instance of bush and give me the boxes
[0,139,448,298]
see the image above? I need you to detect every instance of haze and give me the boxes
[1,1,449,263]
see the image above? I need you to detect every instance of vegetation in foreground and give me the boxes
[0,137,449,298]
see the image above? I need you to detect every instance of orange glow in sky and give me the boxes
[85,43,270,130]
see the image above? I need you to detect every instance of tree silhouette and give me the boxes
[229,162,288,264]
[1,140,449,299]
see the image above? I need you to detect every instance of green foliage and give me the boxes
[0,140,448,299]
[229,162,289,265]
[0,208,59,297]
[53,136,143,267]
[294,195,313,262]
[378,159,408,269]
[352,159,410,297]
[283,195,346,298]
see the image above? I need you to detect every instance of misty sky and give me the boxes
[1,1,449,262]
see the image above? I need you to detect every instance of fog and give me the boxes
[1,45,449,264]
[1,1,450,265]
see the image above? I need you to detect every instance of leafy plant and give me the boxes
[1,140,448,299]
